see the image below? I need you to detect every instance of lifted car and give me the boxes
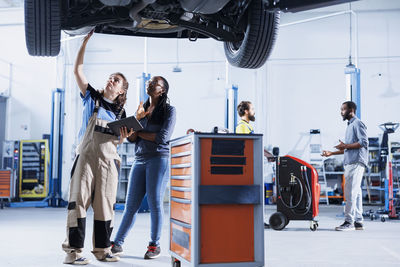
[24,0,355,69]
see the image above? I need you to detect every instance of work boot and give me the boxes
[99,253,120,262]
[63,256,90,265]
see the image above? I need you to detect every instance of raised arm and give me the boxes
[73,30,94,95]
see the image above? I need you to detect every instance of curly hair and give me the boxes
[237,101,252,117]
[143,76,170,124]
[342,101,357,112]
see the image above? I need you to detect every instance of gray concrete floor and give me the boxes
[0,205,399,267]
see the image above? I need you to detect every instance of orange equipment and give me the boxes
[169,133,264,267]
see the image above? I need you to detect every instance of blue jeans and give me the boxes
[113,156,169,246]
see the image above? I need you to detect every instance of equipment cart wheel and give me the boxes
[269,212,288,230]
[310,221,318,231]
[171,257,181,267]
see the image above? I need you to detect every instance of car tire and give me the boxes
[24,0,61,56]
[224,0,279,69]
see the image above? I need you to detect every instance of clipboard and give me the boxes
[107,116,144,136]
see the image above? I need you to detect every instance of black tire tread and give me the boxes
[25,0,61,56]
[224,0,280,69]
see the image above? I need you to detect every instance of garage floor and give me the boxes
[0,205,399,267]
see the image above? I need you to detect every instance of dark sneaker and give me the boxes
[144,245,161,259]
[99,253,120,262]
[111,241,123,256]
[354,221,364,230]
[264,223,270,229]
[335,221,355,231]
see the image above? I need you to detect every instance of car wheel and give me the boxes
[24,0,61,56]
[224,0,280,69]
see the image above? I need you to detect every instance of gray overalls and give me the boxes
[62,100,122,262]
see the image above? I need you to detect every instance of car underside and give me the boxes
[62,0,355,41]
[25,0,356,68]
[62,0,250,42]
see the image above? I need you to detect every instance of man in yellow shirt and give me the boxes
[235,100,272,229]
[235,101,255,134]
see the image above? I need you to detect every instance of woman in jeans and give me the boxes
[111,76,176,259]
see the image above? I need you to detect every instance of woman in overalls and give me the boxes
[111,76,176,260]
[62,31,133,265]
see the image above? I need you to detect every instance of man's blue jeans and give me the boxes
[113,156,169,246]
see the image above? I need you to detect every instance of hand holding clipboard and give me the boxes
[107,116,144,136]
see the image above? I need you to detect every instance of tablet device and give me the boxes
[107,116,144,136]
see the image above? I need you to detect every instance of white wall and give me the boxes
[0,9,57,141]
[264,1,400,159]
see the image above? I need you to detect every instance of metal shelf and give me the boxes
[320,195,343,199]
[117,143,135,202]
[363,202,384,206]
[325,171,344,175]
[363,142,384,204]
[362,186,384,190]
[367,173,381,177]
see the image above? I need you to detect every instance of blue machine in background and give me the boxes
[345,62,361,118]
[139,72,151,103]
[225,84,238,133]
[8,88,66,208]
[49,88,67,207]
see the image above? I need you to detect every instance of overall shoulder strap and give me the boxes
[116,107,124,120]
[93,99,100,114]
